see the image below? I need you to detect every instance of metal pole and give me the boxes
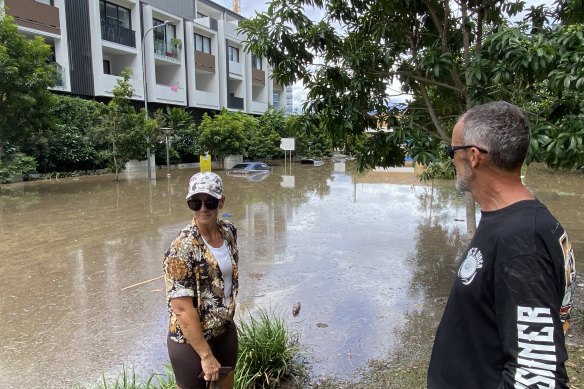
[142,21,169,180]
[165,134,171,177]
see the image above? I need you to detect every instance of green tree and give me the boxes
[475,22,584,170]
[34,95,106,173]
[0,15,57,177]
[196,108,254,165]
[248,107,286,160]
[98,68,157,179]
[284,114,333,159]
[239,0,584,171]
[154,106,198,164]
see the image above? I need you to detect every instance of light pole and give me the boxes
[141,20,169,180]
[161,127,173,177]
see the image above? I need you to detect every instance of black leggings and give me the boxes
[167,324,238,389]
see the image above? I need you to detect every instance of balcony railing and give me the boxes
[52,62,65,88]
[5,0,60,35]
[101,20,136,47]
[273,81,284,91]
[195,50,215,72]
[210,18,218,31]
[252,68,265,86]
[228,95,244,110]
[154,39,180,59]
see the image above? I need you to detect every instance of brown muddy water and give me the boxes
[0,162,582,389]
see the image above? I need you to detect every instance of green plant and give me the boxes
[170,38,182,50]
[72,364,178,389]
[419,159,455,182]
[235,308,307,389]
[145,362,177,389]
[0,152,37,184]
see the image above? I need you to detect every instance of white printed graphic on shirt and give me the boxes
[559,231,576,333]
[515,306,557,388]
[457,247,483,285]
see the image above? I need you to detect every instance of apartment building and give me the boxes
[4,0,286,117]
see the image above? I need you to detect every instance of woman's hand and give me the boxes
[200,353,221,382]
[171,297,220,382]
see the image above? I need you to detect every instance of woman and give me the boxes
[164,172,239,389]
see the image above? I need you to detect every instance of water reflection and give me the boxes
[0,163,582,388]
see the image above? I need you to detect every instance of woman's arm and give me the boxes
[171,296,221,382]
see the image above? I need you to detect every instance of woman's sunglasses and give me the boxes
[187,198,220,211]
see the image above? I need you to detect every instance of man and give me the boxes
[427,101,576,388]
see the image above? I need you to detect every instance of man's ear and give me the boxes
[470,147,484,168]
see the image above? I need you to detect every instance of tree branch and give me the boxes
[389,70,464,93]
[423,0,469,101]
[419,83,451,142]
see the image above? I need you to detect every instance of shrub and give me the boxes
[235,308,307,388]
[0,152,37,183]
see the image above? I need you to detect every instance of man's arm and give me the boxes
[495,254,569,388]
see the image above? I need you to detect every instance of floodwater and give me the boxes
[0,162,582,388]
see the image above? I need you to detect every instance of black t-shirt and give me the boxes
[428,200,576,388]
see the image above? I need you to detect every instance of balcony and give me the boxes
[273,81,284,91]
[228,60,243,78]
[101,20,136,48]
[228,94,244,110]
[154,40,180,63]
[223,21,239,39]
[251,101,268,114]
[195,50,215,73]
[51,62,65,88]
[194,17,218,31]
[193,90,220,109]
[5,0,60,35]
[153,83,186,105]
[252,68,265,86]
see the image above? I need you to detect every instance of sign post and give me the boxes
[280,138,295,176]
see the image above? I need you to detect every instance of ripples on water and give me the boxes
[0,162,581,388]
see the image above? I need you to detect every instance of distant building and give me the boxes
[285,85,294,115]
[3,0,286,119]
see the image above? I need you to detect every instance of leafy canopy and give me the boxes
[241,0,584,171]
[0,15,57,159]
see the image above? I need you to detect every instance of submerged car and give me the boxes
[227,162,272,175]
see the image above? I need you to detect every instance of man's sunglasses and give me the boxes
[447,145,488,159]
[187,198,220,211]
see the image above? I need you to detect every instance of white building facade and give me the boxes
[5,0,286,117]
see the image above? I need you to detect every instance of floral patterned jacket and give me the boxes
[164,218,239,342]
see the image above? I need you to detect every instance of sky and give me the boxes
[214,0,554,109]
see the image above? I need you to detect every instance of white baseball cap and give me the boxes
[186,172,224,200]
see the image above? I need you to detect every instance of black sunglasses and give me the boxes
[447,145,488,159]
[187,198,220,211]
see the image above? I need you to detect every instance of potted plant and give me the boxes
[167,38,182,57]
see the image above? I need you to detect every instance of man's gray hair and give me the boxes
[462,101,530,171]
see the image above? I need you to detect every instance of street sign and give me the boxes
[280,138,295,151]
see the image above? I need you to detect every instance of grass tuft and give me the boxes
[235,307,307,388]
[71,364,176,389]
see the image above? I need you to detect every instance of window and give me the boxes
[153,19,176,45]
[49,45,56,63]
[35,0,53,5]
[228,46,239,62]
[152,19,165,43]
[103,60,111,75]
[195,34,211,54]
[100,1,131,29]
[252,55,262,70]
